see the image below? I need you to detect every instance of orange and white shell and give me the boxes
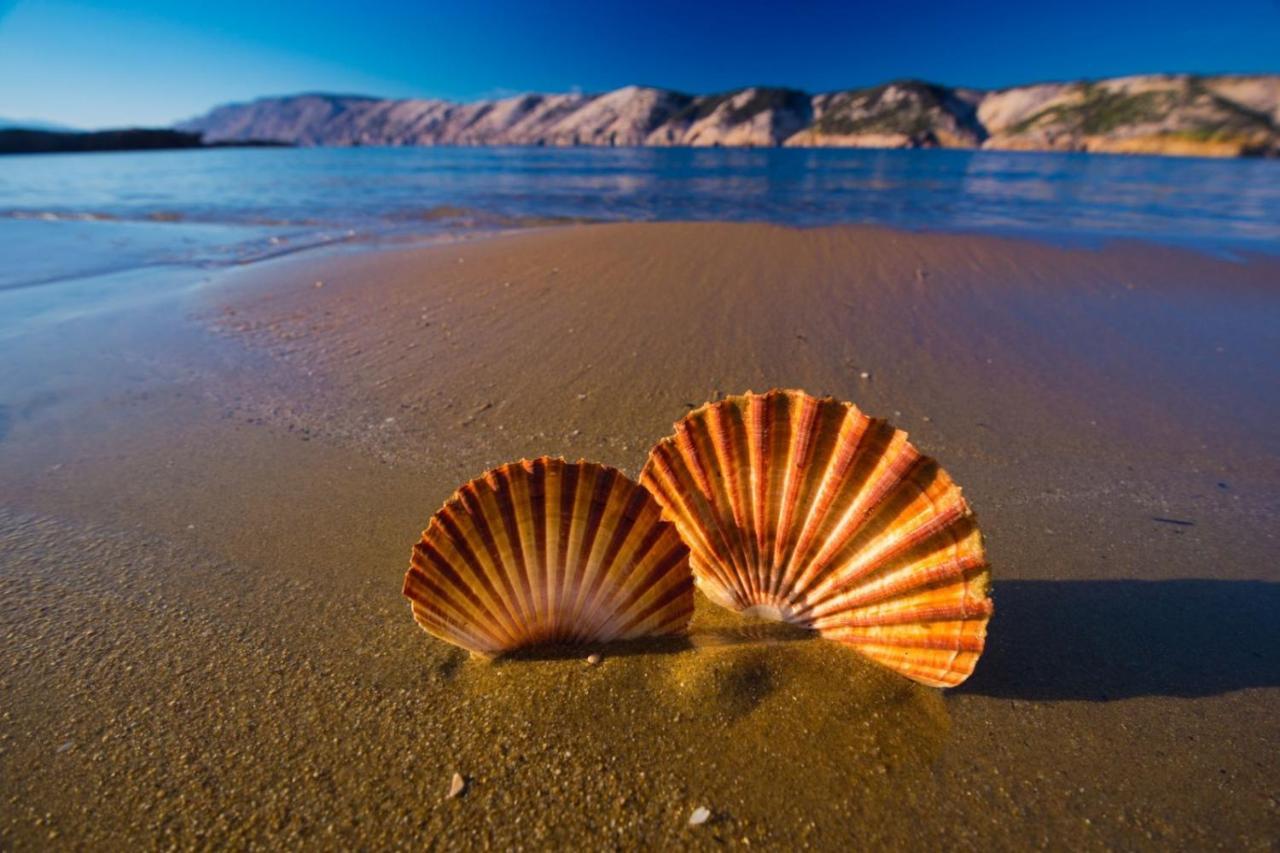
[641,390,993,687]
[403,457,694,655]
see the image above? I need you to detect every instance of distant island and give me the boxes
[179,74,1280,158]
[0,128,288,155]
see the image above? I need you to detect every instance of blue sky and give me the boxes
[1,0,1278,128]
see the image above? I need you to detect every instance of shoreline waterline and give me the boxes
[3,145,1278,295]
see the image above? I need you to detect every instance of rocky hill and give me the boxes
[180,74,1280,158]
[789,81,984,148]
[979,75,1280,156]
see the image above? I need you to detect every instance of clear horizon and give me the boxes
[1,0,1278,129]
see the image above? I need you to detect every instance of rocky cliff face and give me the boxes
[981,75,1279,156]
[790,81,984,148]
[663,87,813,146]
[181,74,1280,157]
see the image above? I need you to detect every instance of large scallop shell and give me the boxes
[403,457,694,655]
[640,390,992,687]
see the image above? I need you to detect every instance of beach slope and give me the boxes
[1,223,1277,848]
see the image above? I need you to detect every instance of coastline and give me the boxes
[5,138,1276,160]
[181,75,1280,160]
[1,222,1277,847]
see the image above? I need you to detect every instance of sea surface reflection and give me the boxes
[1,145,1277,290]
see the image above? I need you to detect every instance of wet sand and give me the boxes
[1,222,1277,848]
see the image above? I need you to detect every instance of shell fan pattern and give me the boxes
[403,458,694,656]
[641,390,993,687]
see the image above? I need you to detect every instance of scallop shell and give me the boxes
[403,457,694,655]
[640,390,992,687]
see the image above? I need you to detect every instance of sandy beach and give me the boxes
[1,222,1277,848]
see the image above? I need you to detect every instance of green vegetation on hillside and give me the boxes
[814,81,957,137]
[1008,81,1276,138]
[671,88,808,126]
[1009,86,1172,135]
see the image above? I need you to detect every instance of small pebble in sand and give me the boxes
[859,371,871,380]
[313,280,324,288]
[447,772,466,799]
[922,416,932,422]
[577,393,588,401]
[689,806,711,826]
[586,653,601,666]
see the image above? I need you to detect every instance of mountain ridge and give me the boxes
[180,74,1280,158]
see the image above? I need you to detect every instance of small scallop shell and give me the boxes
[403,457,693,655]
[641,390,992,687]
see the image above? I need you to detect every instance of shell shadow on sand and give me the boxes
[961,579,1280,701]
[444,597,952,835]
[498,579,1280,702]
[501,618,816,662]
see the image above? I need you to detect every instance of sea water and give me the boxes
[2,145,1278,293]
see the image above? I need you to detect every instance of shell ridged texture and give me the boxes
[404,458,694,655]
[641,390,993,687]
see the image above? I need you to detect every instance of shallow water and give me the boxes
[2,146,1278,292]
